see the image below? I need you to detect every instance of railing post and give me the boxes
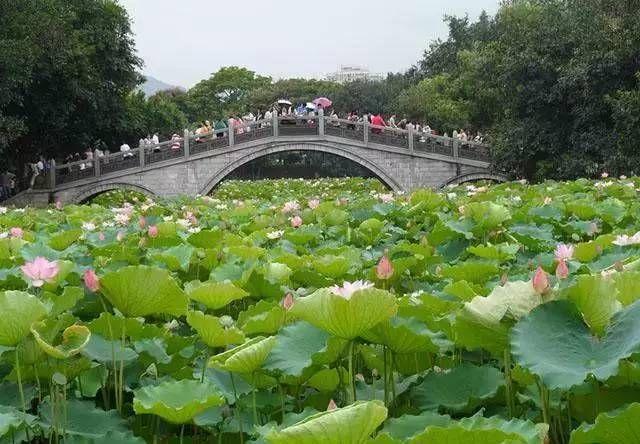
[273,113,279,137]
[184,129,190,158]
[408,127,415,154]
[139,146,145,169]
[453,139,461,176]
[318,108,325,137]
[363,121,369,145]
[49,159,56,189]
[94,150,101,177]
[228,119,235,146]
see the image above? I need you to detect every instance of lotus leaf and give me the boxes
[186,280,249,310]
[565,274,621,336]
[465,281,544,325]
[265,400,387,444]
[570,402,640,443]
[411,364,504,412]
[30,322,91,359]
[511,300,640,390]
[39,399,130,438]
[209,336,277,373]
[100,265,188,317]
[0,291,48,347]
[133,379,224,424]
[186,310,245,347]
[361,316,451,354]
[237,300,286,335]
[289,287,397,339]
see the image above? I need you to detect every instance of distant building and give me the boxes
[325,65,384,84]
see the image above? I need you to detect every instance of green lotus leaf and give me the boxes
[410,413,547,444]
[466,281,544,325]
[185,280,248,310]
[411,364,504,412]
[613,271,640,306]
[82,334,138,364]
[39,399,130,438]
[467,243,520,262]
[265,400,387,444]
[307,367,348,392]
[511,300,640,390]
[63,431,146,444]
[238,300,286,335]
[133,379,224,424]
[289,287,397,339]
[373,411,452,443]
[44,286,84,317]
[361,316,452,354]
[439,260,500,284]
[31,322,91,359]
[187,229,223,248]
[263,321,331,377]
[0,291,48,347]
[565,274,621,336]
[465,201,511,232]
[209,336,277,374]
[49,229,83,251]
[443,280,483,301]
[186,310,245,348]
[100,265,188,317]
[509,223,555,252]
[312,255,351,278]
[452,307,509,356]
[150,245,195,272]
[0,409,26,438]
[570,402,640,443]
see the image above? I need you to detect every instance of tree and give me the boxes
[185,67,271,122]
[0,0,142,172]
[122,91,188,145]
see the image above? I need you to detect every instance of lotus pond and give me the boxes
[1,177,640,443]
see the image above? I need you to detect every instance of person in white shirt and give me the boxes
[120,142,132,158]
[152,133,160,152]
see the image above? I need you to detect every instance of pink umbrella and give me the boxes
[313,97,332,108]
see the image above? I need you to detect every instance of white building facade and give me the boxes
[326,65,384,84]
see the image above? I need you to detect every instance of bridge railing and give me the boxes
[49,114,491,189]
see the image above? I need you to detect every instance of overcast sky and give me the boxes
[119,0,499,88]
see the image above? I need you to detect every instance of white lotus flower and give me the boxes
[266,230,284,240]
[281,201,300,213]
[329,280,374,300]
[378,193,394,203]
[114,213,130,226]
[163,216,174,222]
[82,222,96,231]
[0,232,8,239]
[176,218,190,228]
[613,232,640,246]
[215,204,228,210]
[0,207,7,214]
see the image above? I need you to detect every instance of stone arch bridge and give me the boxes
[11,115,504,206]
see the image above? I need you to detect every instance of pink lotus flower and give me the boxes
[308,198,320,209]
[148,225,159,238]
[376,254,394,280]
[378,193,394,203]
[329,280,374,300]
[327,399,338,411]
[138,216,146,229]
[290,216,303,228]
[186,212,198,226]
[282,293,294,311]
[98,232,106,241]
[281,201,300,214]
[83,269,100,292]
[556,260,569,280]
[21,257,59,287]
[601,172,609,178]
[532,267,550,294]
[554,244,574,262]
[10,227,23,238]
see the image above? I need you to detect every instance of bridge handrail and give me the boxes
[49,114,491,189]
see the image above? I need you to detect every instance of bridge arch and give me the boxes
[198,142,403,195]
[71,182,157,204]
[441,172,509,188]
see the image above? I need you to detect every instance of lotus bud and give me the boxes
[500,273,508,286]
[290,215,303,228]
[532,266,550,294]
[116,231,125,242]
[376,253,394,280]
[98,232,106,241]
[282,293,294,311]
[83,269,100,292]
[148,225,159,238]
[9,227,23,238]
[327,399,338,411]
[139,216,146,229]
[555,260,569,280]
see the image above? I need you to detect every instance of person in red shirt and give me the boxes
[371,113,386,134]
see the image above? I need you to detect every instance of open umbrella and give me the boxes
[306,102,317,110]
[313,97,332,108]
[277,99,292,106]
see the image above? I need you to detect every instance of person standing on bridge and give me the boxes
[371,113,386,134]
[120,142,133,158]
[152,133,160,152]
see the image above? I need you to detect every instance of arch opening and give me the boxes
[442,173,508,188]
[72,183,156,205]
[200,145,402,195]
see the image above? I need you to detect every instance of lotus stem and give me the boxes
[347,341,356,403]
[252,373,258,426]
[200,348,209,384]
[229,372,244,444]
[390,353,397,406]
[383,346,389,407]
[15,351,26,412]
[179,424,185,444]
[503,348,515,418]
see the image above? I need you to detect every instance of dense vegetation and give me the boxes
[1,177,640,442]
[3,0,638,181]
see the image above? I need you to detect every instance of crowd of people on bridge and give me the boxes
[5,98,486,199]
